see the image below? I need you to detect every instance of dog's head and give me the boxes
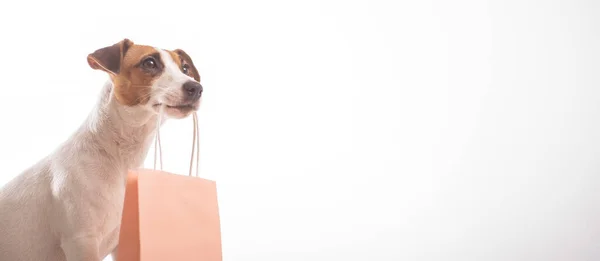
[87,38,202,119]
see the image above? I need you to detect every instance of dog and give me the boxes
[0,38,202,261]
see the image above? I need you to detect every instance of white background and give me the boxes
[0,0,599,260]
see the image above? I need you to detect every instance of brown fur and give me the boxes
[87,39,200,107]
[174,49,201,82]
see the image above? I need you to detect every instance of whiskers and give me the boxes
[123,83,189,109]
[154,84,185,105]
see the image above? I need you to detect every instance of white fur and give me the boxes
[0,50,196,261]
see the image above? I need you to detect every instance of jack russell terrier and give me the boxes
[0,38,203,261]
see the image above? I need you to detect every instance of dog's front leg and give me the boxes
[55,190,104,261]
[61,234,102,261]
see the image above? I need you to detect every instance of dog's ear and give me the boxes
[87,39,134,75]
[174,49,200,82]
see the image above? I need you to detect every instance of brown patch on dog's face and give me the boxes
[113,46,165,106]
[88,39,166,106]
[173,49,201,82]
[88,39,202,118]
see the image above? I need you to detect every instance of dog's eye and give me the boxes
[142,57,157,69]
[182,64,190,74]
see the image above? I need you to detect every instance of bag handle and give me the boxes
[152,111,200,177]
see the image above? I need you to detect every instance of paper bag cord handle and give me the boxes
[189,112,200,177]
[153,111,163,171]
[152,111,200,177]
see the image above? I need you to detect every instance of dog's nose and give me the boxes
[182,81,203,100]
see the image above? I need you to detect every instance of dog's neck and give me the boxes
[81,80,163,171]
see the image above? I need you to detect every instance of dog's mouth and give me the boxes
[153,103,198,112]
